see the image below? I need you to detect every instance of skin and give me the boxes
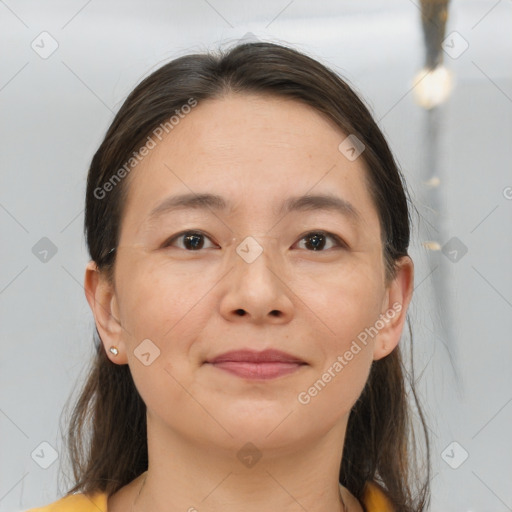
[84,92,413,512]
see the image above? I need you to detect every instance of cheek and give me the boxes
[113,260,209,411]
[296,262,384,348]
[295,346,373,433]
[117,257,214,341]
[295,273,378,417]
[295,267,381,402]
[115,261,210,414]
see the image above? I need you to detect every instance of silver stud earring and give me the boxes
[109,346,119,356]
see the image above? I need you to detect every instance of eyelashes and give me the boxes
[161,230,348,252]
[163,230,217,251]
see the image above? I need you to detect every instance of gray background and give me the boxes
[1,0,511,510]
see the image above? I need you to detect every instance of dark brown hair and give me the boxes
[62,41,430,511]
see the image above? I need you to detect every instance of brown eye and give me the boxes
[296,231,346,251]
[163,231,217,251]
[162,230,345,252]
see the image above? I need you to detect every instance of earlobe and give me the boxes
[373,256,414,361]
[84,260,128,364]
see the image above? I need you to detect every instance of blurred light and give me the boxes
[413,65,454,109]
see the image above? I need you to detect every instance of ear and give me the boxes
[373,255,414,361]
[84,260,128,364]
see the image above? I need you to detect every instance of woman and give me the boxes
[27,42,430,512]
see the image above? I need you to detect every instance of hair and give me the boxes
[62,41,431,511]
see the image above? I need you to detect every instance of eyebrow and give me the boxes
[145,192,361,225]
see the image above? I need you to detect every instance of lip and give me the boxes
[207,349,305,364]
[205,349,306,380]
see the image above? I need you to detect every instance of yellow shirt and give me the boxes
[26,481,394,511]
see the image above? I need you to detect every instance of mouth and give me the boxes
[205,349,307,380]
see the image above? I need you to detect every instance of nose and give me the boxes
[218,238,294,325]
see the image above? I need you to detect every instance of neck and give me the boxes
[127,414,351,512]
[132,472,347,512]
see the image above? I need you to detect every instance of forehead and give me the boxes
[119,93,380,239]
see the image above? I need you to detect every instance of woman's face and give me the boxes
[87,93,413,454]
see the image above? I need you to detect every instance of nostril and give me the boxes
[233,309,281,317]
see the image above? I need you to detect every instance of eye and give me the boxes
[295,231,347,251]
[162,230,346,252]
[162,230,218,251]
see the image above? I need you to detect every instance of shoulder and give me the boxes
[24,491,108,512]
[361,481,395,512]
[26,483,392,512]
